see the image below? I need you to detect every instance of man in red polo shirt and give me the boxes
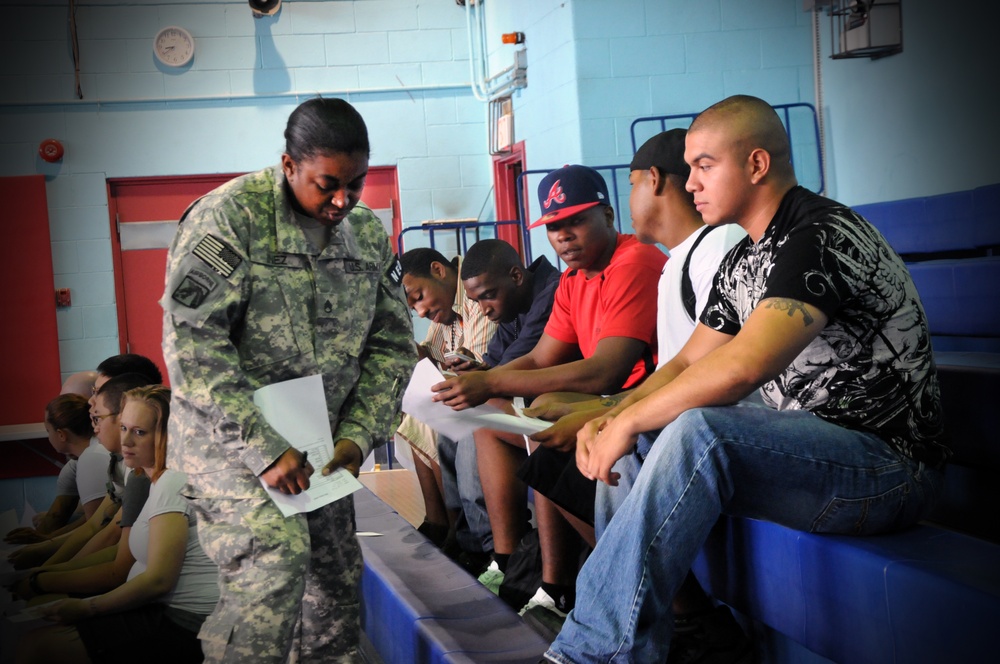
[431,165,666,629]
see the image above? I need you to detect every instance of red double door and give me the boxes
[109,168,401,384]
[0,176,61,426]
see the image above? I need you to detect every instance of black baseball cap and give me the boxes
[629,128,690,180]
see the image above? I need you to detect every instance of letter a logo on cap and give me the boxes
[543,180,566,210]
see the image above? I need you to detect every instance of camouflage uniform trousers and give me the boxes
[192,490,362,663]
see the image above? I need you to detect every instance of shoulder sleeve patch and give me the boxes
[171,267,220,309]
[387,255,403,287]
[193,234,242,278]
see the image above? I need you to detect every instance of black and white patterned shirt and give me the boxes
[702,186,949,467]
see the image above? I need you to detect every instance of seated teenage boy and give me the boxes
[396,248,496,550]
[528,130,747,454]
[543,95,949,664]
[431,165,666,617]
[438,239,561,571]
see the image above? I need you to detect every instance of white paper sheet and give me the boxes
[253,375,363,517]
[401,359,551,441]
[5,599,61,623]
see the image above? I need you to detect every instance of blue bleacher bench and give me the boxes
[354,184,1000,664]
[356,486,548,664]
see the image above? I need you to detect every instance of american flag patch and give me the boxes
[192,234,242,278]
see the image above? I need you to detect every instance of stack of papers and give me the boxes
[401,359,550,441]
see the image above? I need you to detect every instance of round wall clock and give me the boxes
[153,26,195,67]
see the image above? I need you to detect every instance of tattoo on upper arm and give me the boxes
[599,394,625,408]
[763,298,815,326]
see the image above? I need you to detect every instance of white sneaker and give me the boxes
[477,560,504,595]
[518,587,567,618]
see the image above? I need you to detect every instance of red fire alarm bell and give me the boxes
[39,138,64,163]
[55,288,72,307]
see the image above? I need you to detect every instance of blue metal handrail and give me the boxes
[398,104,823,270]
[515,163,631,267]
[396,219,522,256]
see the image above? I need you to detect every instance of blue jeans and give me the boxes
[546,405,942,664]
[438,434,494,553]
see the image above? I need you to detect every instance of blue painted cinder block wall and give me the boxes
[502,0,816,262]
[817,0,1000,205]
[0,0,491,379]
[1,0,995,378]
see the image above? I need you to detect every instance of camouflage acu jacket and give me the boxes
[161,165,415,496]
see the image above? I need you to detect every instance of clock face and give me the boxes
[154,26,194,67]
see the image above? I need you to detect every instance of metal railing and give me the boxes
[629,102,825,194]
[515,164,631,267]
[396,219,523,257]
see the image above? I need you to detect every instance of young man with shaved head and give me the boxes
[543,95,949,663]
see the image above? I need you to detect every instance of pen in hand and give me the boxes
[300,451,309,469]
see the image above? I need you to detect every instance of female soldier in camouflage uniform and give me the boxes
[162,97,415,663]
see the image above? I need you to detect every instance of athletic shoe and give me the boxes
[519,587,567,641]
[456,549,493,578]
[667,605,753,664]
[518,587,567,618]
[477,560,504,595]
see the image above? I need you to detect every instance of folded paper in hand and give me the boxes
[254,374,363,517]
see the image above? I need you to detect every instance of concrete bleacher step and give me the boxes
[355,487,549,664]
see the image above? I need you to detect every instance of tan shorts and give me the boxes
[395,413,439,465]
